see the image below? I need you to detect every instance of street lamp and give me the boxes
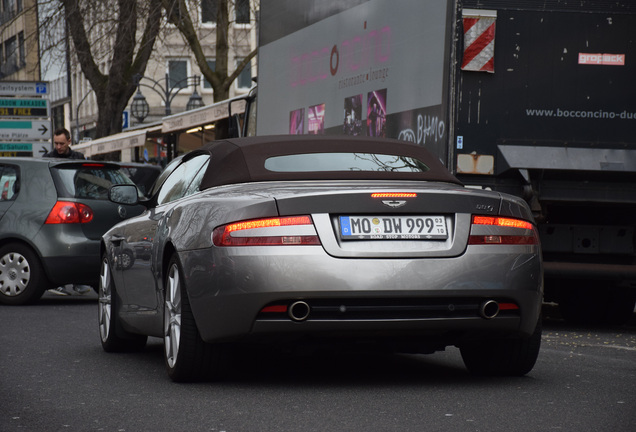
[186,76,204,111]
[130,73,205,124]
[130,86,149,123]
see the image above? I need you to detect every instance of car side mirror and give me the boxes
[109,184,139,205]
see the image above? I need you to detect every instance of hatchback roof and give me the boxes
[0,157,122,169]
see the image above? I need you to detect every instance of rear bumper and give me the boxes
[42,253,100,287]
[34,227,101,286]
[182,244,543,345]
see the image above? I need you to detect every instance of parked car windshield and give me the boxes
[51,164,136,200]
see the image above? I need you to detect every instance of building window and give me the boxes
[201,0,217,24]
[202,60,216,89]
[18,31,24,67]
[0,0,14,26]
[5,36,17,70]
[235,0,249,24]
[235,58,251,89]
[168,60,188,89]
[2,0,15,12]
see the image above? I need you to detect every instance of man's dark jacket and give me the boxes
[43,149,85,159]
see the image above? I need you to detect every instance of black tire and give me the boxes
[604,288,636,326]
[558,284,636,326]
[164,254,229,382]
[0,243,49,305]
[98,254,147,352]
[460,319,542,376]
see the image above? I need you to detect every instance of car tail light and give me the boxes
[469,215,538,245]
[213,215,321,246]
[45,201,94,224]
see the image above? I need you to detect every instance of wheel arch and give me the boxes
[161,242,178,292]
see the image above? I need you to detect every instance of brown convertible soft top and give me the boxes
[196,135,462,190]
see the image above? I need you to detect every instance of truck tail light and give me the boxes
[213,215,321,246]
[45,201,94,224]
[469,215,539,245]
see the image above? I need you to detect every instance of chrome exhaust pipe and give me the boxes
[479,300,500,319]
[288,301,311,321]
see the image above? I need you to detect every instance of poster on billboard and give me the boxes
[257,0,454,162]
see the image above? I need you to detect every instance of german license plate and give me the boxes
[339,215,448,240]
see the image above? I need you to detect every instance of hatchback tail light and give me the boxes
[468,215,538,245]
[213,215,321,246]
[45,201,94,224]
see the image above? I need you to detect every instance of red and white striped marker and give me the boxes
[461,14,496,73]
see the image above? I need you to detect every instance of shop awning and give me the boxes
[162,98,245,133]
[74,125,161,158]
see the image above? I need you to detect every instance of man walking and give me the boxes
[44,128,85,159]
[44,127,91,296]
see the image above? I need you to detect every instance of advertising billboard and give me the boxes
[257,0,455,161]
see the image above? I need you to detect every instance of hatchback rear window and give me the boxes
[264,152,430,173]
[51,165,136,199]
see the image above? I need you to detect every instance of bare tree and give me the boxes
[162,0,257,103]
[59,0,163,138]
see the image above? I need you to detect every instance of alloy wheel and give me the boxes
[98,258,112,342]
[164,263,182,368]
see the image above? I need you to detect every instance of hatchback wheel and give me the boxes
[460,319,542,376]
[98,254,147,352]
[0,243,48,305]
[164,254,228,382]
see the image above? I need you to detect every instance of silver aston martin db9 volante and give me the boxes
[99,135,543,382]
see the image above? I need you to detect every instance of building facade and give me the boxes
[71,0,257,163]
[0,0,40,81]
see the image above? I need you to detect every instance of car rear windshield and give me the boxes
[263,153,430,173]
[51,164,136,200]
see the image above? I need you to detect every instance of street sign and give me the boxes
[0,143,33,152]
[0,120,51,140]
[0,81,49,96]
[0,98,50,118]
[122,110,130,129]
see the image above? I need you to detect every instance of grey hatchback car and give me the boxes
[0,158,145,305]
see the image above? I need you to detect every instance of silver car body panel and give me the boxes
[104,180,543,344]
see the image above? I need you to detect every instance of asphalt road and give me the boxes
[1,293,634,432]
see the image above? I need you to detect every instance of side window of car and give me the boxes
[0,165,19,201]
[183,160,210,197]
[156,155,210,205]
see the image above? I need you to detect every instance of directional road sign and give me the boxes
[0,81,49,96]
[0,143,33,152]
[0,98,49,118]
[0,120,51,140]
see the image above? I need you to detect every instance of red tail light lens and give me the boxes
[469,215,538,245]
[472,216,533,230]
[45,201,94,224]
[213,215,321,246]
